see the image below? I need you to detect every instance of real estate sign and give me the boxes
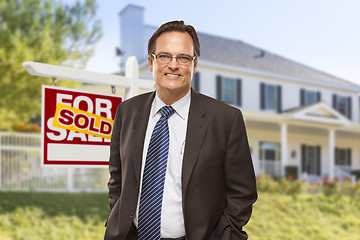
[42,86,122,167]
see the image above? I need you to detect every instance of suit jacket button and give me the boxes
[136,183,139,189]
[129,212,135,218]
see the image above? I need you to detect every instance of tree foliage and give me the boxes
[0,0,102,130]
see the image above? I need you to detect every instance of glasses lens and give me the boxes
[157,54,171,63]
[177,56,192,64]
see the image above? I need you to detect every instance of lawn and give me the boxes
[0,192,108,240]
[0,178,359,240]
[245,192,360,240]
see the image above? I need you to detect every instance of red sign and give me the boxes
[42,86,122,166]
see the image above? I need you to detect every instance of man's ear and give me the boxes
[193,59,198,74]
[148,56,154,72]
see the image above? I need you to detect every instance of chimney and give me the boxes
[118,5,145,72]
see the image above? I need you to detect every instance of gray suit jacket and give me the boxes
[104,89,257,240]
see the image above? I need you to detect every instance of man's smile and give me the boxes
[165,73,181,77]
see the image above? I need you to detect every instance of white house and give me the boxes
[118,5,360,181]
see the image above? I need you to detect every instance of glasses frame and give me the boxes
[152,53,196,65]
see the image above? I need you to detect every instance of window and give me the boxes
[260,83,282,112]
[300,89,321,105]
[216,76,241,106]
[222,78,237,104]
[301,145,321,176]
[266,85,277,110]
[333,94,352,119]
[337,96,347,115]
[259,142,280,161]
[335,148,351,166]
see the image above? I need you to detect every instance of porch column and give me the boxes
[328,129,335,180]
[281,123,288,177]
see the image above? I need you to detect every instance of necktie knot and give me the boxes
[160,106,175,119]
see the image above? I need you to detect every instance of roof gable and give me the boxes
[286,102,350,125]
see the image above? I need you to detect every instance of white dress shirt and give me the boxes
[134,90,191,238]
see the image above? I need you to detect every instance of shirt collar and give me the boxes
[151,90,191,120]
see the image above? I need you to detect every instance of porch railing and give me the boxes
[334,165,356,182]
[259,160,281,177]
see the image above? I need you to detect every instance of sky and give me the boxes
[70,0,360,86]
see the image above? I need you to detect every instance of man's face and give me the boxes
[149,31,197,102]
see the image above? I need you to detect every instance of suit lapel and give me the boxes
[182,90,208,197]
[132,92,155,183]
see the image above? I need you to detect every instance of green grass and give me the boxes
[0,191,359,240]
[0,192,108,240]
[245,192,360,240]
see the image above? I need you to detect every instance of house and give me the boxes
[118,4,360,181]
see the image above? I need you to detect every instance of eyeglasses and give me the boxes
[152,53,196,65]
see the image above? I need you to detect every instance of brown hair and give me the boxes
[148,20,200,58]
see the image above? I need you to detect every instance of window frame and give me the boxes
[304,90,317,105]
[264,84,277,110]
[335,148,351,166]
[336,95,348,116]
[333,94,352,119]
[216,75,242,106]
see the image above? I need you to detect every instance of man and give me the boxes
[105,20,257,240]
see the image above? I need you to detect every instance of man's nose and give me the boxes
[168,57,179,69]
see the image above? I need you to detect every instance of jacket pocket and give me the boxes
[216,215,230,239]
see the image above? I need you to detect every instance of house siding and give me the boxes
[183,66,359,122]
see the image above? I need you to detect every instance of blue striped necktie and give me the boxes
[138,105,175,240]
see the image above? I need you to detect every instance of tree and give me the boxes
[0,0,102,130]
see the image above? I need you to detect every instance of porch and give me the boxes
[243,102,360,181]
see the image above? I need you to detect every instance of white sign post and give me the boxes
[23,56,155,167]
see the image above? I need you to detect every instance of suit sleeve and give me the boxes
[220,109,257,239]
[107,105,122,210]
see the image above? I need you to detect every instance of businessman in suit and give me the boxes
[105,20,257,240]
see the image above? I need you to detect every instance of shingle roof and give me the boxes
[198,32,360,89]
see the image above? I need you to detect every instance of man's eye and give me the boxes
[158,54,171,59]
[178,56,191,61]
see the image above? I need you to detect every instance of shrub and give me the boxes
[256,174,360,197]
[256,173,303,194]
[285,166,298,179]
[351,170,360,181]
[12,123,41,133]
[256,174,280,193]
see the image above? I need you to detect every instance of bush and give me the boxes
[245,192,360,240]
[11,123,41,133]
[256,173,360,197]
[351,170,360,181]
[256,174,303,194]
[285,165,298,179]
[256,174,280,193]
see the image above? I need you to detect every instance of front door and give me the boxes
[301,145,321,176]
[259,142,281,177]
